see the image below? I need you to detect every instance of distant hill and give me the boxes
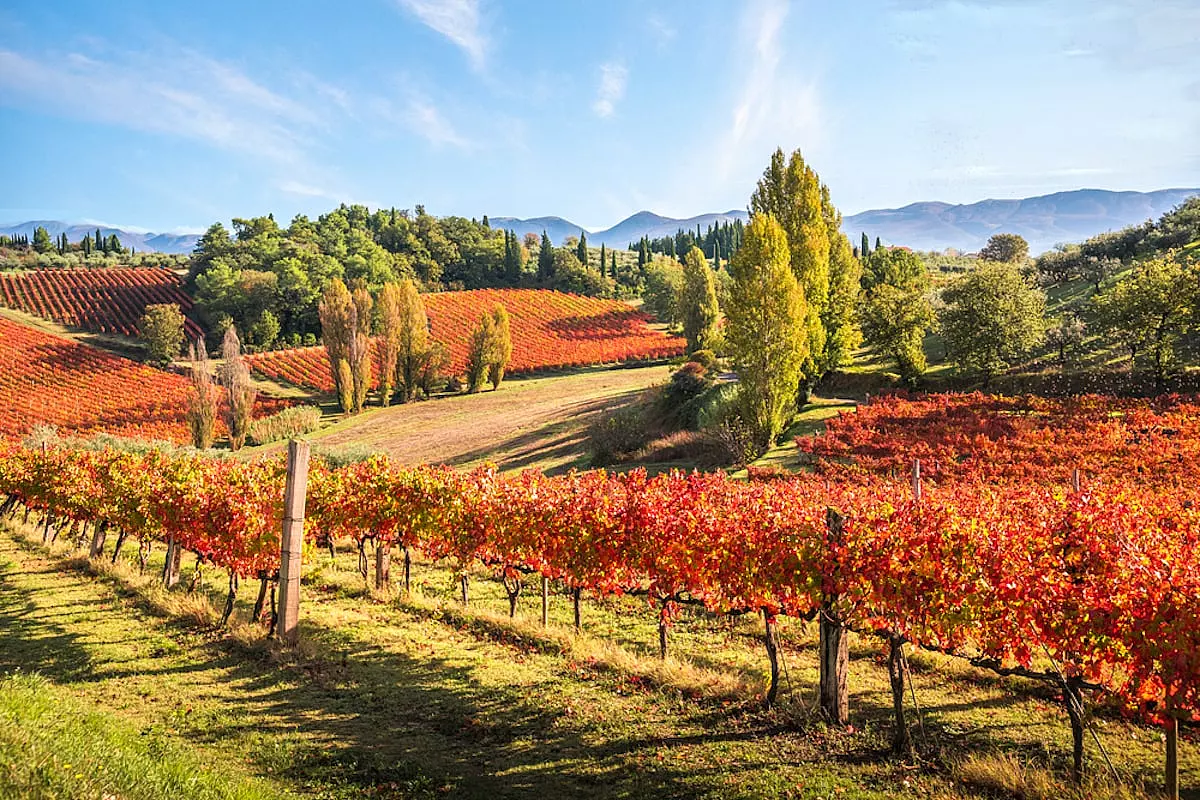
[843,188,1200,254]
[8,188,1198,258]
[0,221,200,254]
[491,210,751,248]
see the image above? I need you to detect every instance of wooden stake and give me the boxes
[912,459,922,501]
[1071,468,1081,493]
[1166,703,1179,800]
[275,439,309,646]
[541,576,549,627]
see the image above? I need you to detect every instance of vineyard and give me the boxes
[0,317,202,442]
[2,392,1198,764]
[0,267,203,339]
[246,288,685,391]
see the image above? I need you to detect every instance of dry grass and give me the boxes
[954,753,1149,800]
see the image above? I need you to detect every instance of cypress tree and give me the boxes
[577,230,588,266]
[862,232,870,259]
[876,236,883,251]
[599,243,607,278]
[611,250,617,278]
[537,231,555,282]
[96,228,104,254]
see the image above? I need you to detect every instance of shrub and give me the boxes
[688,349,718,371]
[661,361,714,430]
[247,405,323,447]
[588,402,653,466]
[694,382,741,431]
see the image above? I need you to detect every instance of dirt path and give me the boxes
[304,364,671,472]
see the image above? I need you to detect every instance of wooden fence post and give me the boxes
[1166,700,1179,800]
[276,439,309,646]
[911,458,922,501]
[1071,468,1081,493]
[819,507,849,726]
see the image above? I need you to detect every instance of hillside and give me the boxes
[844,188,1200,254]
[0,221,201,254]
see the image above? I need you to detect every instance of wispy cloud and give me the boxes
[646,14,677,48]
[0,47,317,164]
[592,62,628,118]
[371,90,473,149]
[721,0,821,174]
[395,0,487,70]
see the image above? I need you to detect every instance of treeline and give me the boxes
[0,227,175,271]
[188,206,636,349]
[630,218,745,263]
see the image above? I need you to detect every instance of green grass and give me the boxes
[1,517,1195,799]
[0,672,294,800]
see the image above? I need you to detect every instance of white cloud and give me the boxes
[646,14,677,48]
[371,91,473,149]
[719,0,821,177]
[395,0,487,70]
[592,62,628,118]
[0,47,316,164]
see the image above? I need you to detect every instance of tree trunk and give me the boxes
[820,508,849,726]
[374,543,390,590]
[888,635,912,757]
[764,612,780,709]
[357,540,369,583]
[221,572,239,626]
[573,587,582,632]
[252,574,270,624]
[1063,677,1084,783]
[1166,698,1179,800]
[41,513,54,544]
[541,576,549,627]
[460,573,469,606]
[502,572,522,618]
[162,536,182,588]
[138,539,151,573]
[657,602,670,660]
[88,521,108,559]
[111,529,128,564]
[404,548,411,594]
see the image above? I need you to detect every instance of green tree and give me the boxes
[465,312,495,393]
[680,246,720,353]
[750,147,859,397]
[979,233,1030,264]
[726,214,808,452]
[940,262,1046,387]
[1093,254,1196,392]
[32,226,52,254]
[599,243,607,279]
[350,285,374,412]
[577,231,588,266]
[138,304,186,366]
[861,232,870,259]
[861,248,933,385]
[489,304,512,389]
[537,232,555,282]
[643,257,684,327]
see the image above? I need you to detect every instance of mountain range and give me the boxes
[5,188,1197,257]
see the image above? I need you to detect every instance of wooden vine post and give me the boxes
[275,439,309,647]
[88,520,108,559]
[819,507,849,726]
[162,536,182,588]
[541,576,550,627]
[1166,697,1179,800]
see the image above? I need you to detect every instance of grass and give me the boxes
[247,363,674,474]
[1,516,1195,799]
[0,672,294,800]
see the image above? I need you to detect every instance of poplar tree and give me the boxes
[680,246,720,354]
[726,215,808,452]
[377,282,403,405]
[489,304,512,389]
[220,327,256,450]
[319,279,357,413]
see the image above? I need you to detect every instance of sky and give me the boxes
[0,0,1197,234]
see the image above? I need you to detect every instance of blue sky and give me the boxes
[0,0,1197,233]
